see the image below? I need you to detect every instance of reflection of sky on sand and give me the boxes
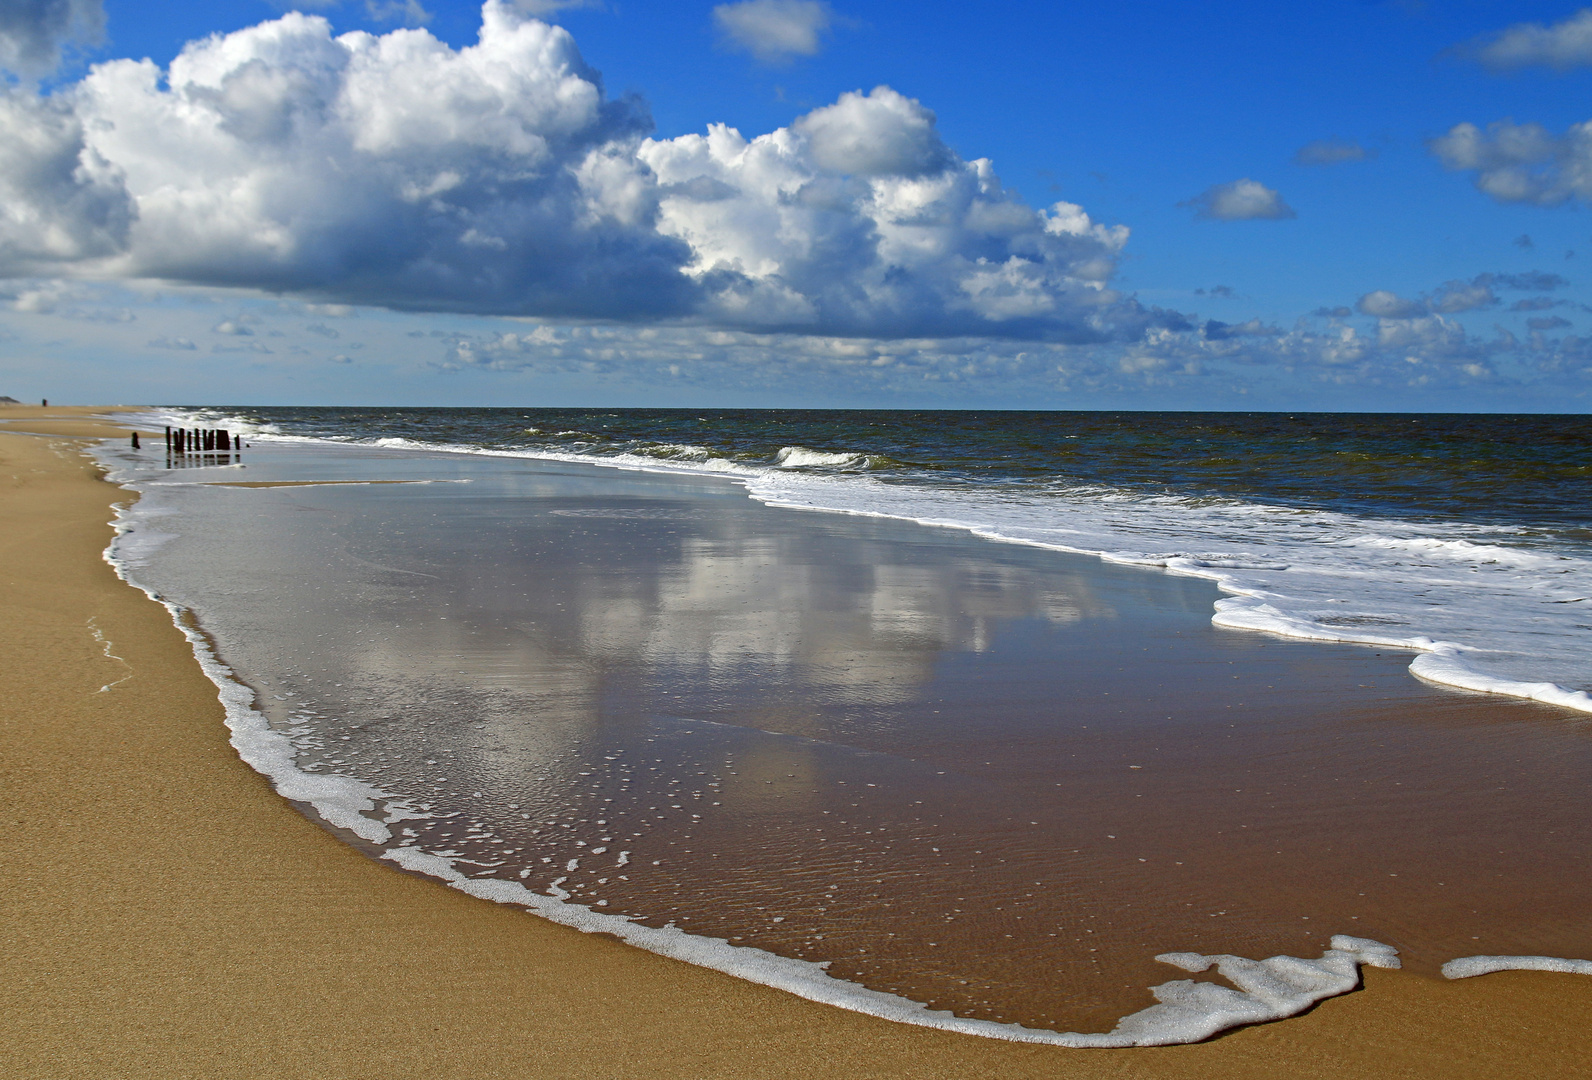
[334,498,1110,737]
[116,443,1592,1035]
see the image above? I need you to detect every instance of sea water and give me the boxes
[96,408,1592,1043]
[170,407,1592,709]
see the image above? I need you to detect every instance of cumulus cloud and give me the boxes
[0,92,132,269]
[1294,139,1372,166]
[364,0,433,26]
[0,0,104,77]
[512,0,603,18]
[1355,289,1424,319]
[1428,119,1592,206]
[429,273,1581,396]
[713,0,832,63]
[0,3,1160,344]
[1089,263,1591,391]
[1345,272,1564,320]
[1181,178,1295,221]
[1485,270,1568,292]
[1201,317,1277,341]
[639,87,1161,338]
[1512,296,1558,311]
[1428,279,1495,313]
[789,85,954,177]
[1122,305,1525,388]
[1455,8,1592,72]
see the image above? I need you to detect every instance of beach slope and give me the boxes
[1,409,1588,1079]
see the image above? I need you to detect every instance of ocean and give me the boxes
[96,407,1592,1045]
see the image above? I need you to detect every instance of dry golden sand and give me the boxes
[2,405,1589,1079]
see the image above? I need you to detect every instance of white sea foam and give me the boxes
[740,467,1589,713]
[775,445,867,469]
[100,482,399,845]
[381,844,1400,1047]
[1442,955,1592,979]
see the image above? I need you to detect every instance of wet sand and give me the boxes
[107,435,1592,1032]
[2,404,1590,1078]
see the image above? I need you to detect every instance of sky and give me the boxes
[1,0,1590,410]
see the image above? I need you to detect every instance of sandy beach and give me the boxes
[3,405,1590,1079]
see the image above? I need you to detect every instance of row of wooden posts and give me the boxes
[152,426,243,454]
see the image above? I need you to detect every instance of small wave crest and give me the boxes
[629,442,716,462]
[776,445,871,470]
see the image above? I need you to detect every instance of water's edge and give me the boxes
[89,433,1592,1046]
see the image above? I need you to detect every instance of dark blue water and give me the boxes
[197,407,1592,541]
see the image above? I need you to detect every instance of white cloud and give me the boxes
[1356,289,1425,319]
[48,3,686,319]
[0,6,1163,343]
[1456,8,1592,72]
[0,0,103,77]
[1121,309,1517,388]
[364,0,433,26]
[1200,317,1278,341]
[1098,264,1590,392]
[1428,119,1592,206]
[1181,178,1296,221]
[792,86,953,177]
[1294,139,1371,166]
[1488,271,1569,291]
[713,0,832,63]
[0,91,132,270]
[512,0,603,17]
[1347,273,1563,320]
[1428,279,1495,314]
[639,86,1149,338]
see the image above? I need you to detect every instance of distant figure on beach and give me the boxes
[131,432,140,449]
[41,399,47,406]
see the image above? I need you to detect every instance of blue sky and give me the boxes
[1,0,1589,409]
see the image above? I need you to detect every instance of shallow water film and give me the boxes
[110,439,1592,1034]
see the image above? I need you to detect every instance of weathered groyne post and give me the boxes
[166,426,242,466]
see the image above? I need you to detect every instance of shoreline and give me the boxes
[154,404,1592,717]
[2,406,1590,1077]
